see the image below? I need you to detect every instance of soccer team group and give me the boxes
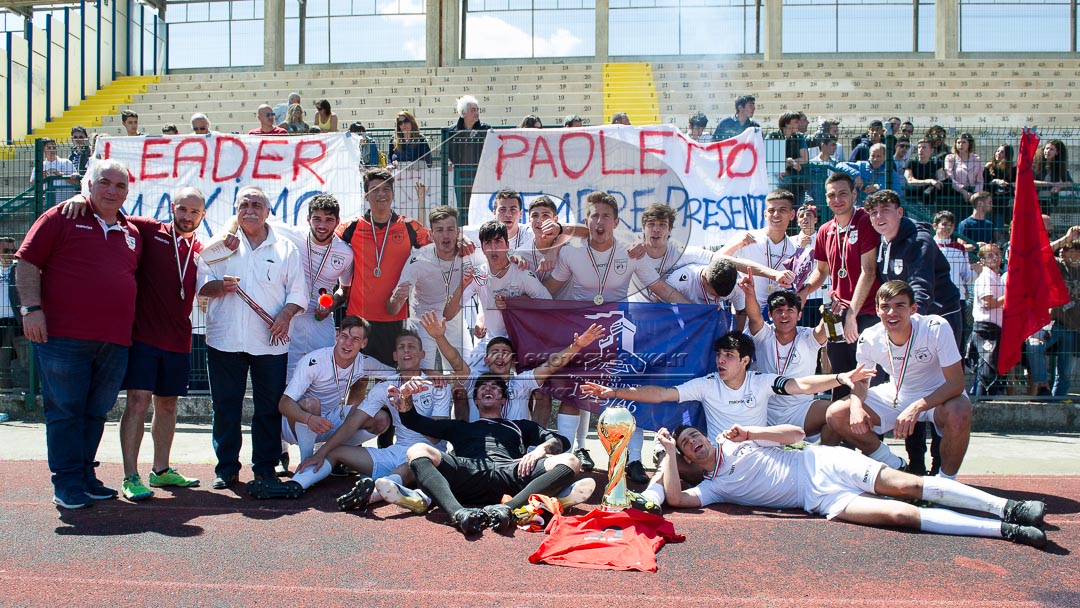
[19,156,1050,547]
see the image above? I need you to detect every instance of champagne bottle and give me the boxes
[822,305,846,344]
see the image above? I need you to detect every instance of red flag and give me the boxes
[998,129,1070,373]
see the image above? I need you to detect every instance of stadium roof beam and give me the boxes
[0,0,79,10]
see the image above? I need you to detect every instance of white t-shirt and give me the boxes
[30,158,78,205]
[674,371,778,439]
[283,346,396,416]
[463,369,541,422]
[688,436,803,510]
[551,239,662,302]
[272,223,354,311]
[973,267,1004,326]
[668,264,746,309]
[360,372,452,448]
[734,228,799,307]
[750,324,825,412]
[461,263,551,339]
[856,313,962,405]
[397,244,484,319]
[628,243,714,303]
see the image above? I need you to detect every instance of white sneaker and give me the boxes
[374,478,431,514]
[557,477,596,510]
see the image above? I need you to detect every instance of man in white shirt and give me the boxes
[274,330,452,503]
[389,206,484,370]
[628,203,715,304]
[825,280,973,478]
[29,138,79,207]
[721,189,800,312]
[738,272,830,439]
[463,188,535,254]
[582,331,873,482]
[641,424,1047,548]
[668,258,746,317]
[197,186,308,492]
[972,243,1005,395]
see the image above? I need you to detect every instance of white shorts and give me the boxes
[767,398,823,442]
[799,445,884,519]
[862,385,941,436]
[281,407,349,445]
[367,443,410,479]
[287,313,336,381]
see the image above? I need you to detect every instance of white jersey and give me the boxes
[463,369,541,422]
[750,324,825,413]
[734,228,798,307]
[397,244,484,318]
[461,263,551,339]
[273,223,355,375]
[360,372,451,449]
[688,436,802,510]
[551,239,662,302]
[464,223,535,254]
[973,267,1004,326]
[283,346,396,416]
[668,264,746,309]
[628,243,713,303]
[674,371,778,439]
[856,313,962,406]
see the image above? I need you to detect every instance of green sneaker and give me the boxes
[149,468,200,488]
[122,474,154,501]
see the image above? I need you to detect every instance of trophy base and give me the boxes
[600,501,629,512]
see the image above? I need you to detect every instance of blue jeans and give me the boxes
[207,347,286,479]
[35,337,128,497]
[1025,325,1075,396]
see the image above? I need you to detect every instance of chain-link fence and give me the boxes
[5,124,1080,402]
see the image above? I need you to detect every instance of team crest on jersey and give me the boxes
[892,258,903,274]
[613,260,628,275]
[679,273,689,281]
[125,235,137,251]
[847,230,859,244]
[330,255,346,270]
[914,347,932,362]
[392,232,404,243]
[308,358,317,366]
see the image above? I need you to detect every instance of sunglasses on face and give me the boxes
[397,119,410,125]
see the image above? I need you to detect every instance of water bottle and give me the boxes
[0,412,9,422]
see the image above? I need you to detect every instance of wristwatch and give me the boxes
[20,305,41,315]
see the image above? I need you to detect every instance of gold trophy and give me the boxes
[596,405,636,511]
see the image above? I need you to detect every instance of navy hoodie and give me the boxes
[876,217,961,314]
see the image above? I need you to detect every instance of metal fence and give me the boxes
[4,124,1080,405]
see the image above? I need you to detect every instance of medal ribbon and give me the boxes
[306,236,332,299]
[370,219,392,277]
[335,357,359,418]
[775,332,799,376]
[479,417,525,453]
[172,229,195,301]
[586,244,616,302]
[887,326,917,406]
[703,442,724,479]
[235,285,289,346]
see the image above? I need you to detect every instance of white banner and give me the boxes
[467,125,770,248]
[89,132,366,238]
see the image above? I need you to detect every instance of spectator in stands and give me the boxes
[809,135,839,165]
[905,139,947,208]
[982,143,1015,206]
[808,119,844,160]
[1027,242,1080,399]
[313,99,338,133]
[886,117,902,136]
[29,138,79,207]
[190,113,211,135]
[0,237,27,389]
[687,111,709,141]
[796,111,809,135]
[610,112,631,125]
[162,124,179,135]
[349,122,380,167]
[519,115,543,128]
[958,191,998,247]
[972,243,1005,396]
[564,114,584,128]
[713,94,758,141]
[250,104,288,135]
[121,109,140,136]
[389,110,431,166]
[1033,139,1074,205]
[899,121,915,140]
[68,126,90,177]
[775,111,809,204]
[925,125,950,161]
[17,158,140,509]
[447,95,490,209]
[847,119,883,162]
[838,143,906,202]
[944,133,983,207]
[274,92,300,126]
[933,210,979,309]
[279,104,309,135]
[893,136,912,172]
[805,135,839,206]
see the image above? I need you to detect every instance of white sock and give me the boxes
[628,428,644,462]
[291,459,333,490]
[937,470,958,481]
[641,484,665,506]
[557,414,580,450]
[921,476,1007,517]
[867,442,904,470]
[294,423,318,460]
[576,410,591,448]
[918,507,1003,538]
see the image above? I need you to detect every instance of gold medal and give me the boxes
[594,295,604,305]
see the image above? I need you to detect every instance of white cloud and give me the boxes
[466,15,586,59]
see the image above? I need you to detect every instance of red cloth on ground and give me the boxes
[999,129,1070,373]
[528,508,684,572]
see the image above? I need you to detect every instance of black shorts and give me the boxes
[437,453,549,505]
[121,340,191,397]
